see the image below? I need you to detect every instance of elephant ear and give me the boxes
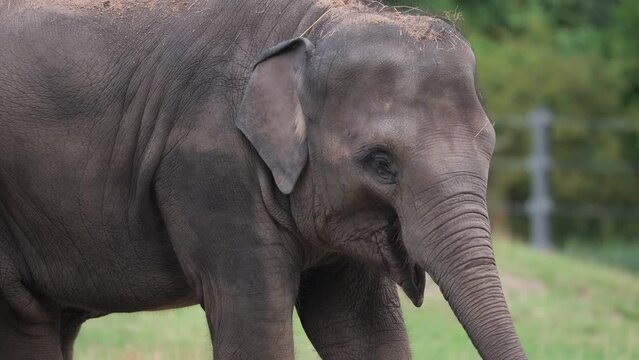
[235,37,314,194]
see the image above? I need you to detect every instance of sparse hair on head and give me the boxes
[309,0,466,46]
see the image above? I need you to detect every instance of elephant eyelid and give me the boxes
[354,144,393,159]
[355,145,399,185]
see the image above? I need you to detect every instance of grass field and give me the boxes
[74,240,639,359]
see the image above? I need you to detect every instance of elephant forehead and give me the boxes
[312,45,476,118]
[318,63,478,133]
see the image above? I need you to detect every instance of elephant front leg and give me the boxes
[155,146,308,358]
[197,250,299,360]
[155,178,299,358]
[296,257,411,360]
[159,226,299,360]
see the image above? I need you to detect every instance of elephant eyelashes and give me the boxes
[358,147,399,184]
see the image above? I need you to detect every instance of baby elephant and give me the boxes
[0,0,526,359]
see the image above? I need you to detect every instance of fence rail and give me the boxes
[488,106,639,248]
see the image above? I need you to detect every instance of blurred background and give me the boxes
[75,0,639,359]
[392,0,639,270]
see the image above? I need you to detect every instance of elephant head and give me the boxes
[235,15,526,360]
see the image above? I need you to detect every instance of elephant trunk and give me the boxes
[402,189,526,359]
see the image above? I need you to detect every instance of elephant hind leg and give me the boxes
[0,220,61,358]
[0,289,63,360]
[60,309,95,360]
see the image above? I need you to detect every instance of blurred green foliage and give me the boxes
[390,0,639,248]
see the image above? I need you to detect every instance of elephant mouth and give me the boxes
[377,224,426,307]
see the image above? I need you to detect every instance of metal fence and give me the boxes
[487,107,639,249]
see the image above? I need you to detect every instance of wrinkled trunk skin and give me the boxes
[402,184,527,359]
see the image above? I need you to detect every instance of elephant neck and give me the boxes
[256,160,328,269]
[256,161,299,233]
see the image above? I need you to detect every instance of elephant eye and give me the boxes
[359,147,398,184]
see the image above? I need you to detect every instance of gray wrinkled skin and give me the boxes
[0,1,526,359]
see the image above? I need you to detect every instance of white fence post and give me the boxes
[527,107,553,250]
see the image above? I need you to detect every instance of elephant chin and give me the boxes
[378,225,426,307]
[398,263,426,307]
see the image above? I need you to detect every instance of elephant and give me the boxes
[0,0,526,359]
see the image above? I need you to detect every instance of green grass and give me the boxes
[562,240,639,274]
[75,240,639,359]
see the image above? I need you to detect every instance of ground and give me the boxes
[74,240,639,359]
